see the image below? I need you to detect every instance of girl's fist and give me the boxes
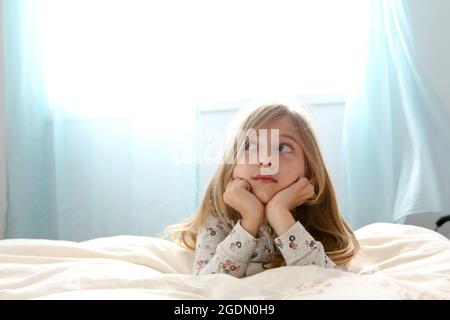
[223,177,264,236]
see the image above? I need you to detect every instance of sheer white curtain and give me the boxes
[341,0,450,229]
[0,0,5,239]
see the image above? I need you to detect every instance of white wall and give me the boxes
[0,0,6,239]
[410,0,450,110]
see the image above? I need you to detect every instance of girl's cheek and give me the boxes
[236,152,247,165]
[232,164,248,178]
[278,157,302,180]
[231,166,238,178]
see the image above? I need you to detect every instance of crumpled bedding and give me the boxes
[0,223,449,299]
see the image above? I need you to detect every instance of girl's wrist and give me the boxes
[265,204,288,219]
[240,218,262,238]
[266,201,289,213]
[266,207,296,236]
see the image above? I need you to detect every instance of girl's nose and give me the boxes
[257,160,272,167]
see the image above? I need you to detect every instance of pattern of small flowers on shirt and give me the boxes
[229,240,243,252]
[196,259,209,270]
[206,227,216,236]
[194,216,340,277]
[275,238,284,249]
[220,260,241,274]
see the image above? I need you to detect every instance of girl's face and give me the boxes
[232,115,306,204]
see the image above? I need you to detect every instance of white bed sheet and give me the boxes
[0,223,449,300]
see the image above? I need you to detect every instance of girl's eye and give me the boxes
[279,143,293,152]
[245,141,257,151]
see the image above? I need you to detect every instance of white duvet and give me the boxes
[0,223,449,300]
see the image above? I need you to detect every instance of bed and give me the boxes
[0,222,449,300]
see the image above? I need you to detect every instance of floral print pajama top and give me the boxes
[194,216,341,278]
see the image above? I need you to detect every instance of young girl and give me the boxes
[166,103,359,278]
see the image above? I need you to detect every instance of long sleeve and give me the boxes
[274,221,340,270]
[194,217,258,277]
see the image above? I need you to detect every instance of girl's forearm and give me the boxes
[266,207,296,237]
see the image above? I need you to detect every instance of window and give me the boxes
[36,0,369,117]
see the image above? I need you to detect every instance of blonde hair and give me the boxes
[163,103,359,268]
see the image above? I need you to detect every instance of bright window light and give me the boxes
[36,0,369,117]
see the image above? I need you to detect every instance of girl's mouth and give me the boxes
[252,175,277,183]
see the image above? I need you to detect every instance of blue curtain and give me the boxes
[341,0,450,229]
[2,0,198,240]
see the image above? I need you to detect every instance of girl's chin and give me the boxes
[253,190,276,205]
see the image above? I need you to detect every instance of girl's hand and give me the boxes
[223,177,264,237]
[267,177,315,212]
[265,177,316,235]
